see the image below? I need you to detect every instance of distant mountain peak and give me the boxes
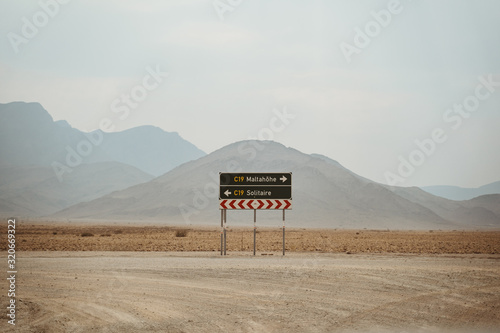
[0,101,54,126]
[421,181,500,201]
[0,101,206,176]
[310,153,342,166]
[55,120,71,128]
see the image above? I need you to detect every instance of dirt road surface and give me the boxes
[2,252,500,332]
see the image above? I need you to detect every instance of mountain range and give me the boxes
[0,102,205,216]
[0,162,153,217]
[1,102,499,229]
[53,141,500,229]
[422,182,500,201]
[0,102,205,176]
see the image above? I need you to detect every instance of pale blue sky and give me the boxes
[1,0,499,187]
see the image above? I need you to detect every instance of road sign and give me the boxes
[219,186,292,200]
[219,173,292,210]
[220,173,291,186]
[220,199,292,210]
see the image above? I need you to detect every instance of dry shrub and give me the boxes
[175,229,188,238]
[81,232,94,237]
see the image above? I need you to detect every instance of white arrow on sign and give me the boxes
[224,190,231,197]
[280,175,287,183]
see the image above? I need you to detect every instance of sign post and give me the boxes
[283,209,286,256]
[219,173,292,255]
[224,209,227,255]
[253,209,256,256]
[220,210,223,256]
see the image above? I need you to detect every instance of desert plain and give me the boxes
[1,222,500,332]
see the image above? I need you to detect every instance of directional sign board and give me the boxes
[219,173,292,210]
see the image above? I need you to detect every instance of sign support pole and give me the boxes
[224,209,227,256]
[253,209,256,256]
[283,209,286,256]
[220,209,223,256]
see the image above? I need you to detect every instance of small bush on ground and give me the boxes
[175,229,188,237]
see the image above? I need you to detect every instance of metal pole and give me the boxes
[224,209,227,256]
[283,209,285,256]
[253,209,256,256]
[220,209,223,256]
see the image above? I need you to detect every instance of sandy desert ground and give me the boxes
[2,223,500,332]
[1,252,499,332]
[3,222,500,254]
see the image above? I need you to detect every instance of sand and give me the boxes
[1,252,499,332]
[5,223,500,254]
[1,223,500,332]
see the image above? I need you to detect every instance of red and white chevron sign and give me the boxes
[220,199,292,210]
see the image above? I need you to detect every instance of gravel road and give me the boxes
[2,252,499,332]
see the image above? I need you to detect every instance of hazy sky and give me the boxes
[1,0,499,188]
